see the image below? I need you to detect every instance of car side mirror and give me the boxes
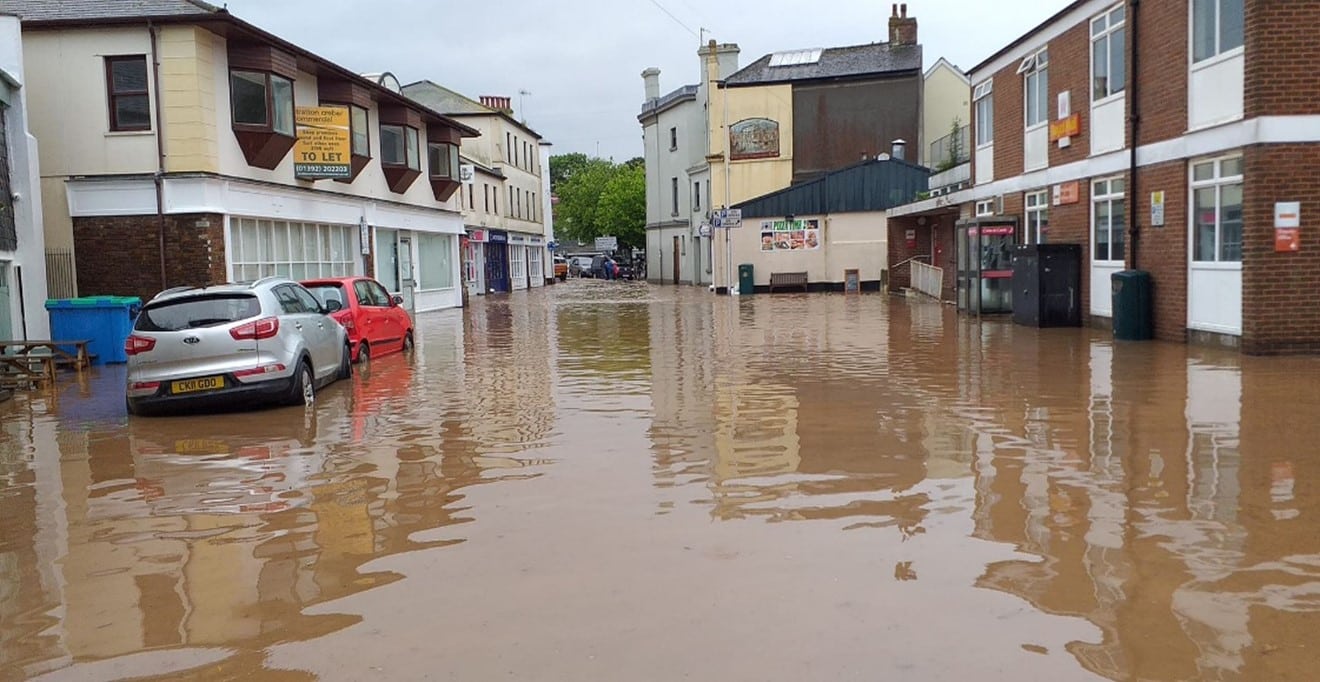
[390,295,403,307]
[324,299,343,313]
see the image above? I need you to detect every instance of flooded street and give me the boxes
[2,282,1319,681]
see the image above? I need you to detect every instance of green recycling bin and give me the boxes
[738,264,755,295]
[1111,270,1153,341]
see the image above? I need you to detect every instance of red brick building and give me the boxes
[889,0,1320,354]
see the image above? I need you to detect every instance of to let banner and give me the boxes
[295,106,352,179]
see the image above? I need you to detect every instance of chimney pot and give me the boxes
[901,3,907,17]
[892,3,898,16]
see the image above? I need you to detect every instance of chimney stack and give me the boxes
[888,3,918,46]
[480,95,514,114]
[642,68,661,102]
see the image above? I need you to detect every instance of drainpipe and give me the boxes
[149,22,168,290]
[1128,0,1141,270]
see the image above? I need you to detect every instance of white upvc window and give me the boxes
[1190,155,1243,263]
[1025,190,1050,244]
[528,246,543,281]
[1091,4,1126,102]
[1192,0,1244,64]
[973,80,994,147]
[1092,177,1126,263]
[510,242,526,282]
[975,199,996,217]
[1019,48,1049,129]
[230,218,355,282]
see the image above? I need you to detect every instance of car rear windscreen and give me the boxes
[135,294,262,332]
[305,283,346,309]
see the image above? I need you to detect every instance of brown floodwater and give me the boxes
[2,281,1318,681]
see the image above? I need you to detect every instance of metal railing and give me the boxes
[928,125,970,169]
[910,260,944,300]
[45,250,77,299]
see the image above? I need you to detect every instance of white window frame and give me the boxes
[1025,190,1049,244]
[510,242,526,282]
[528,246,543,281]
[973,80,994,148]
[229,218,355,282]
[975,199,996,217]
[1091,177,1126,264]
[1091,4,1127,103]
[1189,154,1243,266]
[1191,0,1245,66]
[1020,48,1049,130]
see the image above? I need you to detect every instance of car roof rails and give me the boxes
[249,276,292,288]
[155,285,196,298]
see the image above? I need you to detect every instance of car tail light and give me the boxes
[230,317,280,340]
[127,381,160,397]
[233,363,287,378]
[125,335,157,356]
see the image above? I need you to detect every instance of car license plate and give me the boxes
[171,376,224,394]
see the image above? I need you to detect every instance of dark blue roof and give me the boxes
[734,157,930,217]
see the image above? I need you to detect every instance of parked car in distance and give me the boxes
[570,255,596,278]
[302,276,414,364]
[125,277,351,416]
[614,260,637,280]
[553,256,569,281]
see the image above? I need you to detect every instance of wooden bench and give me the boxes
[0,339,92,388]
[768,271,809,293]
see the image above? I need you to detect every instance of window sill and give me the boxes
[1184,114,1245,135]
[1024,122,1048,133]
[1091,91,1125,108]
[1092,259,1125,267]
[105,129,154,137]
[976,142,994,151]
[1191,46,1244,73]
[1190,260,1243,271]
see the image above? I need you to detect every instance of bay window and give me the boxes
[381,124,420,170]
[429,142,459,179]
[230,70,294,136]
[350,105,369,157]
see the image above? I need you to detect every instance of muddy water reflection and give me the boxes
[2,283,1319,680]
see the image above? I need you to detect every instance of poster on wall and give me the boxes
[730,118,780,160]
[759,219,821,252]
[294,106,352,179]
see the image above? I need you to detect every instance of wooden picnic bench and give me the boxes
[0,339,92,388]
[768,271,809,293]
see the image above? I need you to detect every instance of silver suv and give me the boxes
[125,277,352,416]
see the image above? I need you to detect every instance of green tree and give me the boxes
[554,157,614,244]
[596,163,646,249]
[549,152,591,191]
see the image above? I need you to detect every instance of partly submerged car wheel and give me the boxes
[402,332,414,353]
[286,360,314,406]
[357,341,370,366]
[337,343,352,380]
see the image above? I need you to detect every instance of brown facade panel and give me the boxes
[317,80,374,109]
[1046,21,1093,165]
[1135,160,1189,343]
[791,77,920,183]
[990,59,1024,179]
[1244,0,1320,118]
[73,213,227,302]
[1041,181,1094,326]
[1241,143,1320,354]
[227,44,298,80]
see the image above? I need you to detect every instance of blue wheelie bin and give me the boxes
[46,296,143,364]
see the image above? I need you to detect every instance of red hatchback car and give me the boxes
[301,277,414,363]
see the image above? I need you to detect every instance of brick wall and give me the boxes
[1241,143,1320,354]
[1135,160,1189,342]
[73,213,227,302]
[887,210,959,300]
[991,59,1025,180]
[1046,21,1093,165]
[1135,0,1188,145]
[1244,0,1320,118]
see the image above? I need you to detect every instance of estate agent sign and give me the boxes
[294,106,352,179]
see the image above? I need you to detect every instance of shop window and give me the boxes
[229,218,355,282]
[105,56,151,131]
[418,233,455,289]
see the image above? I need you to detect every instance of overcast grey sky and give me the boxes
[220,0,1070,162]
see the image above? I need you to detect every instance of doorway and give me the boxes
[486,243,510,293]
[397,237,415,311]
[0,264,12,341]
[672,236,680,284]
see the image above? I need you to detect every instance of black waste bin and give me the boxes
[738,264,755,295]
[1012,244,1082,327]
[1111,270,1153,340]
